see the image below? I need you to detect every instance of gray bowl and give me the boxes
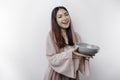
[77,43,100,56]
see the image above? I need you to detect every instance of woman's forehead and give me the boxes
[57,9,68,15]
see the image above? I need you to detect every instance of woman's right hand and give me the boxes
[73,51,91,58]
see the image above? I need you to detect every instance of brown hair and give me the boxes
[51,6,74,48]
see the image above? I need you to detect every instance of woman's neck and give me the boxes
[61,29,68,44]
[61,29,66,36]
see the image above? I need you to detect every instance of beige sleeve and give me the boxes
[46,34,76,78]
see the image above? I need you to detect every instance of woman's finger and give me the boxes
[73,46,79,52]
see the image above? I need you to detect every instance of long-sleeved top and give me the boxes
[44,31,90,80]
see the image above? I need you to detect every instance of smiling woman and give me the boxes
[56,8,71,29]
[44,6,94,80]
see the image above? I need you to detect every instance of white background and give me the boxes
[0,0,120,80]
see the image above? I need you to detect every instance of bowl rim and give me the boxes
[77,43,100,50]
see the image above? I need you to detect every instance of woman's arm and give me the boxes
[46,34,76,78]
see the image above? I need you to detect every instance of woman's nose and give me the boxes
[62,16,67,20]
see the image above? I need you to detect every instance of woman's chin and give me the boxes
[61,25,70,29]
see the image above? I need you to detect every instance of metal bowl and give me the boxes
[77,43,100,56]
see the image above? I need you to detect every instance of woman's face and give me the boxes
[56,9,71,29]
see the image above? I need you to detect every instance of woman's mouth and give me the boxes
[62,21,69,24]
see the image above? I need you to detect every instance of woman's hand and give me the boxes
[72,46,95,59]
[72,53,81,59]
[72,46,82,59]
[73,51,91,58]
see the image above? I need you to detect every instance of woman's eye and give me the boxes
[65,13,69,16]
[58,16,62,18]
[57,15,62,18]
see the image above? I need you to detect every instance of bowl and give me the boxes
[77,43,100,56]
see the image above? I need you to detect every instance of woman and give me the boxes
[44,6,93,80]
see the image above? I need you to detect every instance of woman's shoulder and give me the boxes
[74,32,80,38]
[46,31,52,40]
[74,32,81,42]
[46,31,54,43]
[74,32,80,36]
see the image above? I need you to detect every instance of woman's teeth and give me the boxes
[62,21,68,24]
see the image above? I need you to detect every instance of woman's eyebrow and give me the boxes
[57,14,62,17]
[64,11,68,14]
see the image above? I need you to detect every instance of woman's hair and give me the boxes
[51,6,74,48]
